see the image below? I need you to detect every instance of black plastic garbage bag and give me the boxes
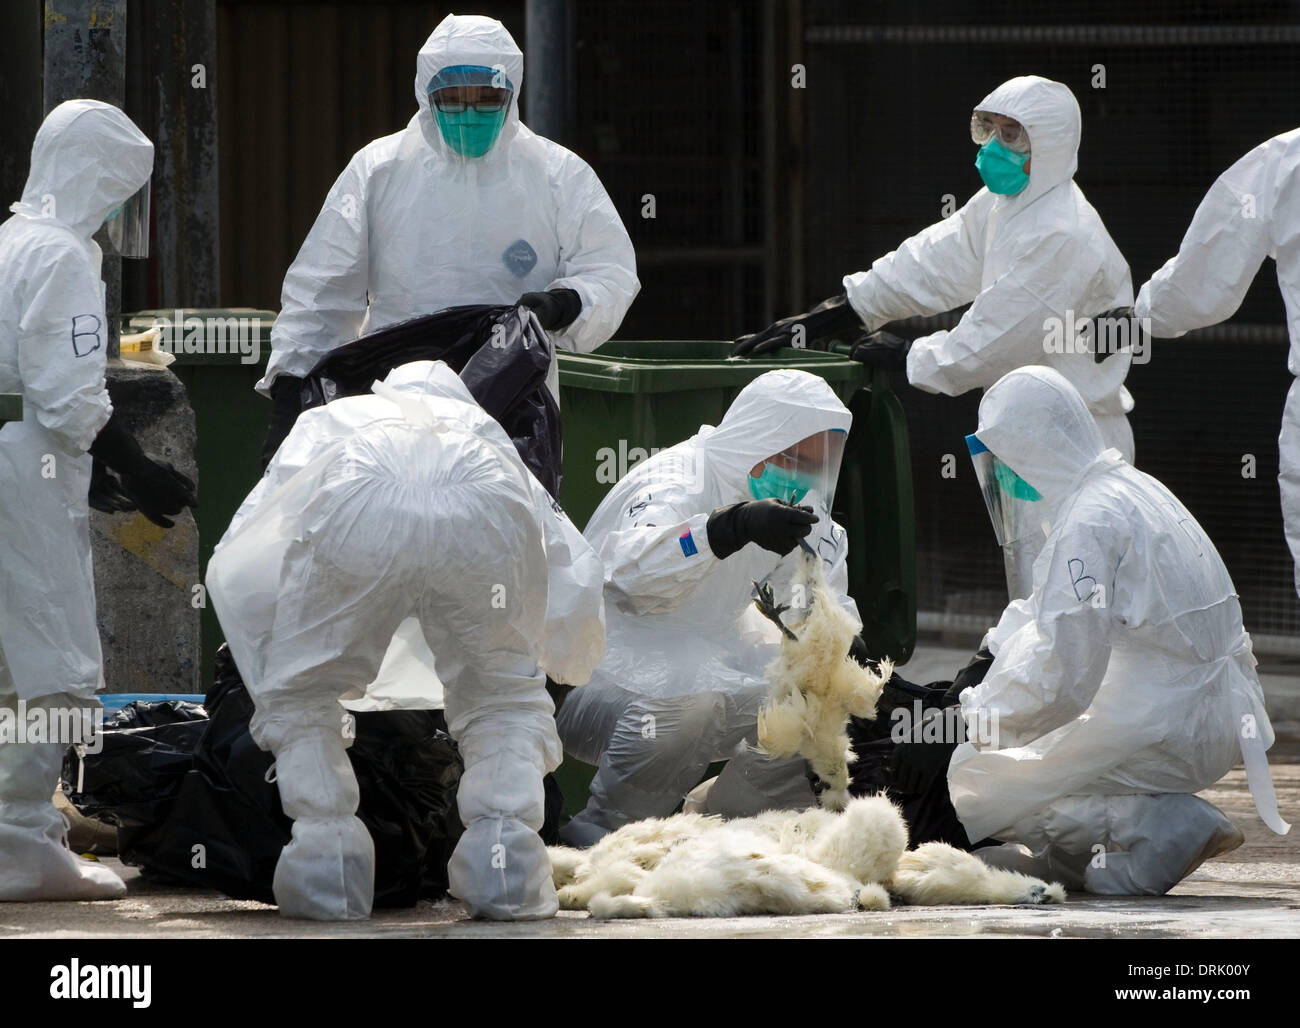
[845,675,980,852]
[66,646,566,906]
[66,647,467,907]
[299,303,563,497]
[62,701,208,832]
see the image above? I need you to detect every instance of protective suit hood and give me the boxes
[413,14,524,158]
[975,76,1080,207]
[14,99,153,240]
[975,366,1108,510]
[382,358,477,406]
[701,369,852,498]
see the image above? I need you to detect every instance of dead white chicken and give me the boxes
[753,552,889,810]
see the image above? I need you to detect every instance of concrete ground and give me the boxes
[2,760,1295,938]
[3,641,1297,939]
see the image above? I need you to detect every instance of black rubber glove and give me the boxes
[88,458,137,515]
[942,644,995,707]
[732,294,862,356]
[849,329,912,371]
[706,498,818,559]
[804,760,830,799]
[519,288,582,331]
[261,374,305,470]
[90,415,197,529]
[890,708,964,795]
[1081,306,1142,364]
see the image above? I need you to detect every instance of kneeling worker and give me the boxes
[557,369,864,845]
[895,367,1289,894]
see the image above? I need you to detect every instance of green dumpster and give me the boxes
[123,309,275,691]
[554,340,916,816]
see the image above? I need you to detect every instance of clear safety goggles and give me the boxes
[749,428,848,511]
[966,432,1042,547]
[970,112,1031,154]
[101,177,150,259]
[430,86,513,114]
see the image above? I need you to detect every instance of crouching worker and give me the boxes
[557,369,863,846]
[207,360,605,920]
[886,367,1290,894]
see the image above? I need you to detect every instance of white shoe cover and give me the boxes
[0,814,126,901]
[273,815,375,920]
[0,721,126,901]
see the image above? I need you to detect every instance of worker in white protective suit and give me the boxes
[946,367,1289,895]
[0,100,196,902]
[208,360,604,920]
[1135,129,1300,597]
[735,75,1134,598]
[257,12,639,464]
[556,369,862,846]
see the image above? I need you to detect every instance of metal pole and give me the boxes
[0,3,43,215]
[525,0,569,141]
[44,0,129,357]
[760,0,778,324]
[146,0,221,308]
[787,0,805,309]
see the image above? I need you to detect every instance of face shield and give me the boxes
[748,429,848,510]
[965,432,1044,548]
[101,178,151,258]
[427,64,515,158]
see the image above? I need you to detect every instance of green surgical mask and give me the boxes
[749,462,815,504]
[975,138,1030,195]
[993,458,1041,501]
[434,107,508,158]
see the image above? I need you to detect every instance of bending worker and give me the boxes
[258,12,639,464]
[209,360,605,920]
[735,76,1133,597]
[929,367,1288,894]
[557,369,864,846]
[0,101,195,901]
[1135,128,1300,597]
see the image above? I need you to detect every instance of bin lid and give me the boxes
[559,341,865,394]
[122,309,276,367]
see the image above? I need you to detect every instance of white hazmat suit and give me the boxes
[1135,128,1300,597]
[949,367,1289,895]
[0,100,154,901]
[557,370,859,845]
[845,76,1134,596]
[845,76,1134,450]
[258,13,639,398]
[208,361,605,920]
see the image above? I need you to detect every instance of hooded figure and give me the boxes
[949,367,1288,895]
[0,100,156,901]
[847,76,1134,443]
[557,369,859,845]
[258,13,640,455]
[1135,128,1300,599]
[208,360,606,920]
[735,76,1133,599]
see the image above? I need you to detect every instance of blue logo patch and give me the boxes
[502,239,538,278]
[679,530,698,558]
